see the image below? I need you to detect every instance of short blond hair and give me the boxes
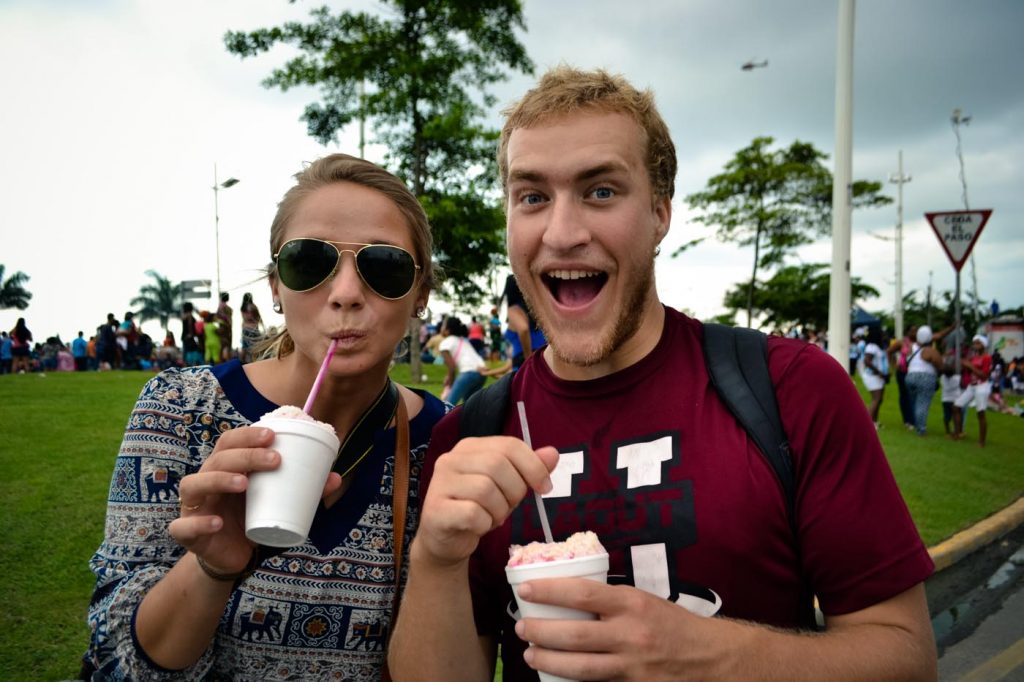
[498,65,677,200]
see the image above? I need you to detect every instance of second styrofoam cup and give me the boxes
[505,552,610,682]
[245,417,340,547]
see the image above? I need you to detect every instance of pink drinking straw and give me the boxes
[303,338,338,414]
[516,401,554,543]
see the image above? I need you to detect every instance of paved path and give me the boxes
[938,579,1024,681]
[932,498,1024,681]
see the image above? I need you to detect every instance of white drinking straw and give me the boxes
[516,401,554,543]
[303,338,339,414]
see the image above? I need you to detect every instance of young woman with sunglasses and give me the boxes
[84,154,448,681]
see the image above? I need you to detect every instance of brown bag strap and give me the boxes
[392,395,410,589]
[382,394,410,682]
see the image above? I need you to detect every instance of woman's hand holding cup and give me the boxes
[168,426,279,575]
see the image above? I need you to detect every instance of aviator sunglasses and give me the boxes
[273,238,421,299]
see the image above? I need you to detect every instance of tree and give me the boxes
[224,0,530,303]
[130,270,182,333]
[722,263,879,332]
[681,137,891,326]
[706,311,737,326]
[892,288,991,338]
[421,185,507,306]
[0,264,32,310]
[225,0,533,376]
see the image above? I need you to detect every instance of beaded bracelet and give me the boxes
[195,550,259,583]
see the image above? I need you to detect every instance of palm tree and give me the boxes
[130,270,181,332]
[0,265,32,310]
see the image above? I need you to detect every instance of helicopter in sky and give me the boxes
[741,59,768,71]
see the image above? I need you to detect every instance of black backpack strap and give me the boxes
[701,323,795,522]
[703,324,818,629]
[459,372,514,439]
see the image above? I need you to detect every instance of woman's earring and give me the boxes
[654,245,662,257]
[272,300,282,314]
[415,306,429,319]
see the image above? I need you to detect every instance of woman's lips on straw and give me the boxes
[330,330,366,348]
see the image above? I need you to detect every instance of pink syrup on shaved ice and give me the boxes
[507,531,606,567]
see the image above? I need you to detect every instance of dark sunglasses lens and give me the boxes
[357,245,416,298]
[277,240,338,291]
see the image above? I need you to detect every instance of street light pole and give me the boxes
[827,0,855,368]
[927,270,933,328]
[212,164,240,298]
[951,109,978,319]
[950,108,973,371]
[889,150,912,340]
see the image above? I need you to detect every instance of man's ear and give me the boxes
[653,194,672,244]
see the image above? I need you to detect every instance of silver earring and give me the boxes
[654,246,661,257]
[416,306,429,319]
[272,300,282,313]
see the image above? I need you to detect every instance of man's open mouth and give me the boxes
[542,270,607,308]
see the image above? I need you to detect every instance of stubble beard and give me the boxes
[524,258,655,369]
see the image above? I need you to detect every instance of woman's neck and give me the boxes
[312,371,391,437]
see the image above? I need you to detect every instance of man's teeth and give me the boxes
[548,270,600,280]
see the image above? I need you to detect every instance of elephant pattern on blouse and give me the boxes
[238,605,284,642]
[346,620,387,651]
[143,467,181,502]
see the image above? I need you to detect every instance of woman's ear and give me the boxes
[413,288,430,318]
[269,274,280,302]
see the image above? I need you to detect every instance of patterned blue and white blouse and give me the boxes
[84,360,447,681]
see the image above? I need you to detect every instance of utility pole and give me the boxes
[889,150,911,340]
[358,79,366,158]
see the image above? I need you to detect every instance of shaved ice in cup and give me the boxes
[505,532,609,682]
[507,530,606,567]
[262,404,329,424]
[244,408,340,547]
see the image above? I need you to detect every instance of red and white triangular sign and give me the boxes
[924,209,992,272]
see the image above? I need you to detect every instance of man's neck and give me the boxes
[545,300,666,382]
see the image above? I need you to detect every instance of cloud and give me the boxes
[1,0,1020,345]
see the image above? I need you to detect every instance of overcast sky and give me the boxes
[2,0,1021,346]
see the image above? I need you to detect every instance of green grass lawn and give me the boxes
[0,366,1021,680]
[861,378,1024,546]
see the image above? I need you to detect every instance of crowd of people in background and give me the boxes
[0,279,547,386]
[2,282,546,383]
[842,322,1024,442]
[0,293,269,375]
[417,275,548,404]
[4,295,1023,441]
[4,301,1024,430]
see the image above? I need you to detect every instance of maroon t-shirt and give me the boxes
[419,307,933,678]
